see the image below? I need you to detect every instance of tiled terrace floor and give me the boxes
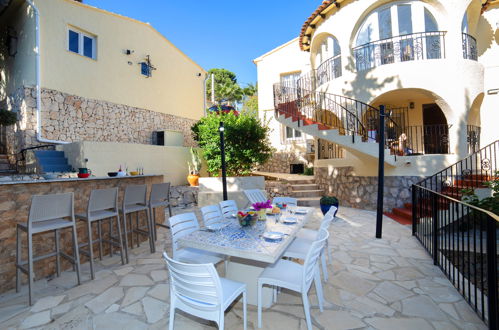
[0,207,487,329]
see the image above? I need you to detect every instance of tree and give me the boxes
[206,68,243,105]
[191,112,273,176]
[240,82,258,117]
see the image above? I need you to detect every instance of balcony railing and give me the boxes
[353,31,447,71]
[316,54,342,87]
[317,139,344,159]
[462,33,478,61]
[467,125,481,154]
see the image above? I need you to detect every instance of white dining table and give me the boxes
[178,207,314,307]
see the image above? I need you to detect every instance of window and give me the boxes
[68,28,96,59]
[285,126,302,139]
[280,72,301,88]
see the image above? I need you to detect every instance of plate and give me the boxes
[205,223,227,231]
[262,231,284,241]
[282,217,298,224]
[295,208,308,214]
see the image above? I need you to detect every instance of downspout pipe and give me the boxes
[26,0,69,144]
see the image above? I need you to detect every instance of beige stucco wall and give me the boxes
[476,5,499,147]
[254,38,312,152]
[32,0,205,120]
[59,141,207,186]
[0,1,36,99]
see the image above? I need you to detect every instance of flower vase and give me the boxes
[257,209,267,221]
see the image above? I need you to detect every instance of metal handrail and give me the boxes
[413,184,499,222]
[353,31,447,71]
[15,144,56,173]
[462,33,478,61]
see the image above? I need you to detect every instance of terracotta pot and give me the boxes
[187,174,200,186]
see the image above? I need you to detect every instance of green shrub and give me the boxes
[320,196,339,205]
[303,167,314,176]
[191,112,273,176]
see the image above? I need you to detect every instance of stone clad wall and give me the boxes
[315,166,424,211]
[0,175,163,293]
[6,86,198,155]
[258,151,310,173]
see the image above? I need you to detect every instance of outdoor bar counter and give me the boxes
[0,174,163,293]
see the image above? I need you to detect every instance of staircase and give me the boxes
[387,140,498,225]
[289,179,324,207]
[34,150,72,173]
[273,84,400,165]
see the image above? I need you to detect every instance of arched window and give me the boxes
[354,2,443,70]
[314,36,342,86]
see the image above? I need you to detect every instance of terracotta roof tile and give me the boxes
[299,1,335,51]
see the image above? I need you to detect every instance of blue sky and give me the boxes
[84,0,319,88]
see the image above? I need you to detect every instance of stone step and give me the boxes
[297,197,321,207]
[0,154,8,160]
[286,179,316,185]
[0,164,10,170]
[291,183,319,191]
[291,189,324,198]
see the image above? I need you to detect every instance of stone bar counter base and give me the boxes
[0,175,163,294]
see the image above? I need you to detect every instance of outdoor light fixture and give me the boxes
[409,101,415,109]
[487,88,499,95]
[219,122,228,200]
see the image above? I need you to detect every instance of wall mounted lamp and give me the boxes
[409,101,415,109]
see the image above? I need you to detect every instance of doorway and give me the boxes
[423,103,449,154]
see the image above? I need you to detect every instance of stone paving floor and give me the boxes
[0,206,488,330]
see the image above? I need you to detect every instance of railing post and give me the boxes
[486,215,498,329]
[412,184,417,236]
[432,192,439,265]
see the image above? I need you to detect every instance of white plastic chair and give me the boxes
[257,229,329,330]
[283,206,337,281]
[272,196,298,207]
[219,200,238,219]
[169,212,225,267]
[163,252,247,330]
[200,205,224,227]
[296,206,337,269]
[243,189,267,205]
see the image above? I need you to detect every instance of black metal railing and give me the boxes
[316,54,342,87]
[0,125,7,154]
[462,33,478,61]
[15,144,56,173]
[412,186,498,329]
[417,140,498,193]
[468,125,481,154]
[274,83,404,159]
[353,31,447,71]
[318,139,344,159]
[396,124,452,155]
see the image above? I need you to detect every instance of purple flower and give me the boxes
[252,200,272,211]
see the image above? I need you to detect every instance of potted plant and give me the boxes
[187,147,202,186]
[319,195,339,216]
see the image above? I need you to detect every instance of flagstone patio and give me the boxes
[0,207,487,329]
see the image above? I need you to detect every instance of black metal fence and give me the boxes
[353,31,447,71]
[417,140,498,193]
[412,186,498,329]
[462,33,478,61]
[468,125,481,154]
